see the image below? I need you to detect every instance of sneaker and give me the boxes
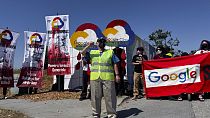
[199,95,204,101]
[177,96,183,101]
[117,91,123,96]
[138,95,144,99]
[86,93,91,99]
[131,96,138,100]
[79,96,86,101]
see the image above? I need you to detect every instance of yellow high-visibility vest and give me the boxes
[166,52,173,57]
[90,50,114,81]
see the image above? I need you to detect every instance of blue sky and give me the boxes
[1,0,210,68]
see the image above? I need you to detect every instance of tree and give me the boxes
[148,29,180,50]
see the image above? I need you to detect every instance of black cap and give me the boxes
[97,37,106,43]
[137,47,144,51]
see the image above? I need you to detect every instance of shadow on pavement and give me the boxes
[117,108,143,118]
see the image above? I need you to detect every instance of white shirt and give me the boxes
[194,50,210,55]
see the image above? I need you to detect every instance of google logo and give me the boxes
[30,33,42,46]
[145,64,200,87]
[0,30,13,47]
[51,17,64,30]
[103,19,135,47]
[148,68,197,83]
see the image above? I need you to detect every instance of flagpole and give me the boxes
[2,27,9,98]
[57,13,61,92]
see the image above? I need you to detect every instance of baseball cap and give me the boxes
[97,37,106,43]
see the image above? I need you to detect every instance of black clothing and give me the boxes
[132,54,148,73]
[80,70,89,98]
[199,40,210,50]
[113,47,126,96]
[56,75,65,92]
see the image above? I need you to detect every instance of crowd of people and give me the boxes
[78,38,210,118]
[0,36,208,118]
[0,34,205,117]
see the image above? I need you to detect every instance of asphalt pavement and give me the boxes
[0,96,210,118]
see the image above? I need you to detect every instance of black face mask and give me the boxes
[201,44,208,50]
[98,42,105,48]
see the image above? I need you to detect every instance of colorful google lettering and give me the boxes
[148,68,197,83]
[144,64,201,88]
[70,31,88,49]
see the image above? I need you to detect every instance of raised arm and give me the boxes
[81,41,94,56]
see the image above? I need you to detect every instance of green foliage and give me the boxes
[148,29,180,50]
[13,69,20,74]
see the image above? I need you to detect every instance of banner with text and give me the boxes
[143,53,210,98]
[0,29,19,87]
[17,31,46,88]
[45,15,71,75]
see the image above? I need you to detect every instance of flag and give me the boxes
[0,29,19,87]
[17,31,46,88]
[45,15,71,75]
[143,53,210,98]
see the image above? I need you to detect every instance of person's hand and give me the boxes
[136,60,141,64]
[88,41,94,46]
[115,75,121,83]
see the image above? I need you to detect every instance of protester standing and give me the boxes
[2,87,7,99]
[113,47,126,96]
[81,38,120,118]
[194,40,210,55]
[165,46,173,58]
[79,52,91,101]
[132,47,148,100]
[194,40,210,101]
[153,45,167,59]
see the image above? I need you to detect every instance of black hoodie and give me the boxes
[199,40,210,51]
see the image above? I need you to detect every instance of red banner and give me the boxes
[16,67,43,88]
[45,15,71,75]
[17,31,46,88]
[0,29,19,87]
[143,53,210,98]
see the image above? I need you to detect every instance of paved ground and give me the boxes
[0,96,210,118]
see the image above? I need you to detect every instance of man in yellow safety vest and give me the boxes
[81,38,120,118]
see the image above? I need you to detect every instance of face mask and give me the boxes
[201,44,208,50]
[98,43,105,48]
